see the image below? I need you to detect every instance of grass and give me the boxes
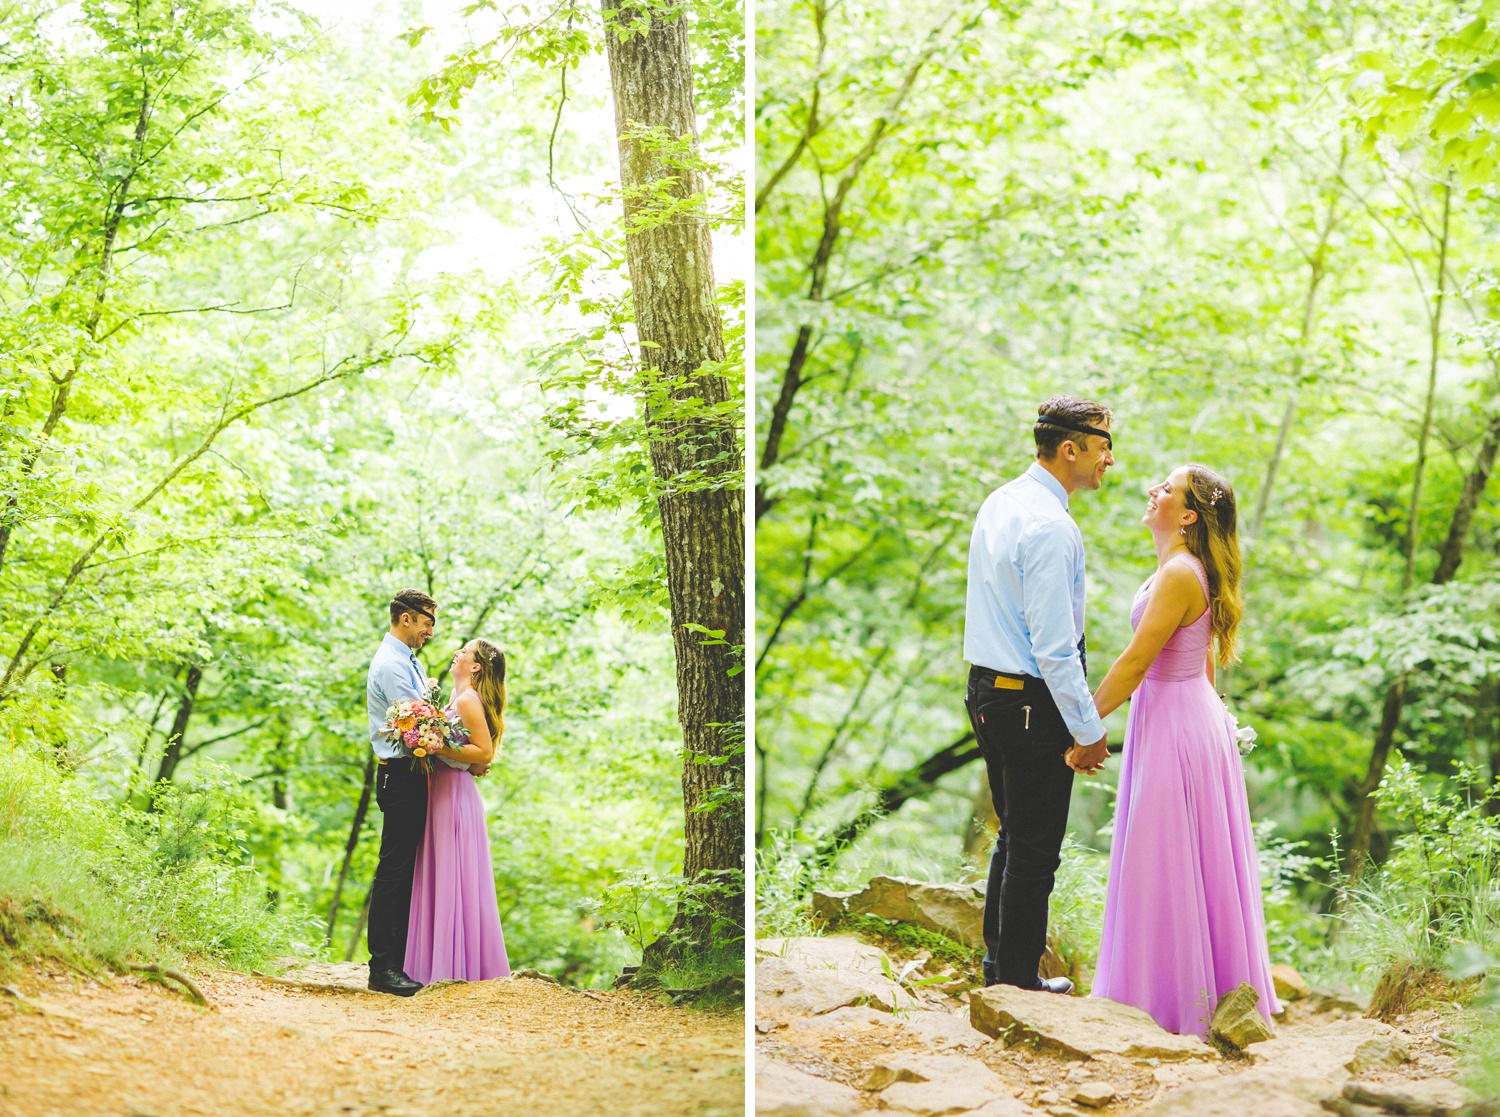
[832,911,982,971]
[637,942,746,1009]
[0,740,312,977]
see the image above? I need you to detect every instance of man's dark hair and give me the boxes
[1034,395,1113,460]
[389,588,438,626]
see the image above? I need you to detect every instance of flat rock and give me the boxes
[1071,1081,1117,1108]
[1210,982,1274,1050]
[1247,1018,1403,1081]
[898,1008,991,1052]
[1151,1063,1220,1088]
[869,1053,1022,1115]
[756,954,904,1025]
[788,1005,894,1033]
[812,890,858,927]
[1270,964,1309,1001]
[847,876,987,949]
[970,986,1216,1062]
[757,935,894,975]
[1346,1035,1411,1074]
[1307,986,1370,1015]
[1343,1078,1477,1115]
[756,1056,863,1117]
[1138,1075,1333,1117]
[862,1054,930,1091]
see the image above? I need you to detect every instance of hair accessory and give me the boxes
[1211,487,1224,505]
[1036,414,1113,449]
[391,596,435,622]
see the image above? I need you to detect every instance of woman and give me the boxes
[1087,464,1278,1036]
[404,637,511,983]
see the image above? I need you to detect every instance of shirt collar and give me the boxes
[382,632,418,661]
[1025,461,1070,511]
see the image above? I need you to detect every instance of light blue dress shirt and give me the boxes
[367,633,428,760]
[963,461,1106,745]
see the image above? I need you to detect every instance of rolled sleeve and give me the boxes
[1018,521,1106,744]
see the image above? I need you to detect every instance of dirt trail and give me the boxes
[0,963,745,1117]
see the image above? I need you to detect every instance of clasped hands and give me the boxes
[1065,733,1109,775]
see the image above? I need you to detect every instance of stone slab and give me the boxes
[969,986,1216,1062]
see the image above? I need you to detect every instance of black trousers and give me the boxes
[367,758,429,973]
[964,665,1076,988]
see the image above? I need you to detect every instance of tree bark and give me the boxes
[1399,182,1452,595]
[344,887,375,963]
[150,663,204,795]
[326,756,376,945]
[601,0,746,965]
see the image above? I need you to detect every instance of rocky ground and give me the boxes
[757,878,1490,1117]
[0,960,745,1117]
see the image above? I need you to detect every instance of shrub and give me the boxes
[0,741,313,975]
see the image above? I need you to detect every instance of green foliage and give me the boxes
[836,912,979,970]
[0,743,311,973]
[0,0,716,990]
[1301,758,1500,996]
[754,0,1500,1002]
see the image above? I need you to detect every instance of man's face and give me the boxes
[1068,423,1113,491]
[397,608,436,649]
[411,610,435,648]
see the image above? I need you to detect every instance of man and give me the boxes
[963,395,1113,993]
[365,588,440,997]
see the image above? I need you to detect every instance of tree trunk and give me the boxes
[150,663,204,796]
[345,887,375,963]
[1490,676,1500,818]
[1346,183,1454,881]
[601,0,746,966]
[326,756,376,945]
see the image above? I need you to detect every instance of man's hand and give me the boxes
[470,763,490,778]
[1066,734,1109,775]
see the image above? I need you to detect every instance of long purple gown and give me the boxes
[404,700,510,983]
[1090,555,1279,1036]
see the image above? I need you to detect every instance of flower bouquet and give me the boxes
[380,683,461,771]
[1222,700,1259,757]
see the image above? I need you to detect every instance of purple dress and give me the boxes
[1090,555,1279,1036]
[404,699,510,983]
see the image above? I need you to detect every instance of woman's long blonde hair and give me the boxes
[469,638,507,739]
[1180,464,1243,667]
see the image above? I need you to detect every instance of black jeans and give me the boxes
[964,665,1076,988]
[367,758,429,973]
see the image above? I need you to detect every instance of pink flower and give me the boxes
[402,728,421,747]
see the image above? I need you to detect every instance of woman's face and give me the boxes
[1143,465,1196,535]
[451,642,479,682]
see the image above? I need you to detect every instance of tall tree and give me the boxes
[601,0,746,964]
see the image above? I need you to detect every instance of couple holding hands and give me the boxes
[964,395,1279,1037]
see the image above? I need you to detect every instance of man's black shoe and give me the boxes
[1033,975,1074,995]
[368,967,423,997]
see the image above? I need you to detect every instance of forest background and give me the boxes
[755,0,1500,1082]
[0,0,744,989]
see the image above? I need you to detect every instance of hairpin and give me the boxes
[1211,487,1224,505]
